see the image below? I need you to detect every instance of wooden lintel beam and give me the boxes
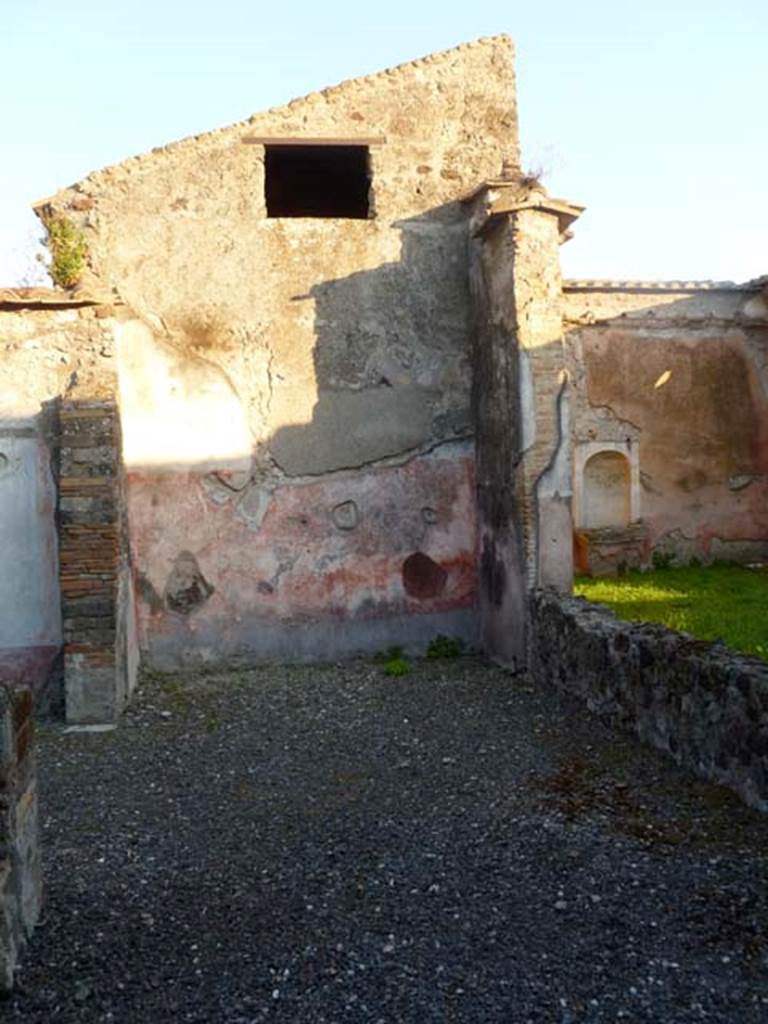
[241,136,386,146]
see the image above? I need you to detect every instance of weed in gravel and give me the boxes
[383,656,410,677]
[374,644,412,676]
[426,635,466,659]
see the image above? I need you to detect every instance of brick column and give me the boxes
[467,180,583,667]
[58,400,132,723]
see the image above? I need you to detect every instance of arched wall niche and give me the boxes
[573,441,640,529]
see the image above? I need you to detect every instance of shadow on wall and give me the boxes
[271,203,471,472]
[128,199,482,663]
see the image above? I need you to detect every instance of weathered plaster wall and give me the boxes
[40,37,519,662]
[564,282,768,569]
[0,300,93,698]
[129,443,478,665]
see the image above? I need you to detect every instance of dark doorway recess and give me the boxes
[264,145,371,219]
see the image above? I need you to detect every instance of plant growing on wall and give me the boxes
[42,215,88,288]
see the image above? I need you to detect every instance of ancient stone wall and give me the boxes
[0,682,41,991]
[531,590,768,811]
[0,295,96,705]
[37,37,519,665]
[564,281,768,572]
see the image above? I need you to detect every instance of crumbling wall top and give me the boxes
[34,34,516,210]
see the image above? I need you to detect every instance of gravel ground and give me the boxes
[5,657,768,1023]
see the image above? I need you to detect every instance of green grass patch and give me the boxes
[575,564,768,662]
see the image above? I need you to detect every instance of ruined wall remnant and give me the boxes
[0,682,41,991]
[37,36,520,665]
[4,36,763,694]
[468,180,583,667]
[0,291,138,722]
[532,591,768,812]
[0,293,90,705]
[59,399,137,723]
[565,280,768,572]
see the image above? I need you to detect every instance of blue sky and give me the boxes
[2,0,766,283]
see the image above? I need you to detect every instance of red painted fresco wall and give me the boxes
[127,448,478,666]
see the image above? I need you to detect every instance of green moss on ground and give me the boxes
[575,564,768,661]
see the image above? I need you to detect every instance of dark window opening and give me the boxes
[264,144,370,219]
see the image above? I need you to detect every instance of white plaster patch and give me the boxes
[117,319,253,472]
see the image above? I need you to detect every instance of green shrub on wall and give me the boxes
[43,216,87,288]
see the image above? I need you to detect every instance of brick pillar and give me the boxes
[0,682,41,992]
[58,400,132,723]
[468,180,583,668]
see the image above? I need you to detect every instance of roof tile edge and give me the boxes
[562,279,764,292]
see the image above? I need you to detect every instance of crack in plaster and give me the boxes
[582,402,642,436]
[268,433,473,481]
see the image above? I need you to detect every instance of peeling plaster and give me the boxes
[234,485,275,532]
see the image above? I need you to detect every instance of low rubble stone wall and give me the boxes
[0,682,41,992]
[531,591,768,811]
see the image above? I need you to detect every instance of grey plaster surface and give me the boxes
[7,660,768,1022]
[269,386,438,477]
[146,607,478,670]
